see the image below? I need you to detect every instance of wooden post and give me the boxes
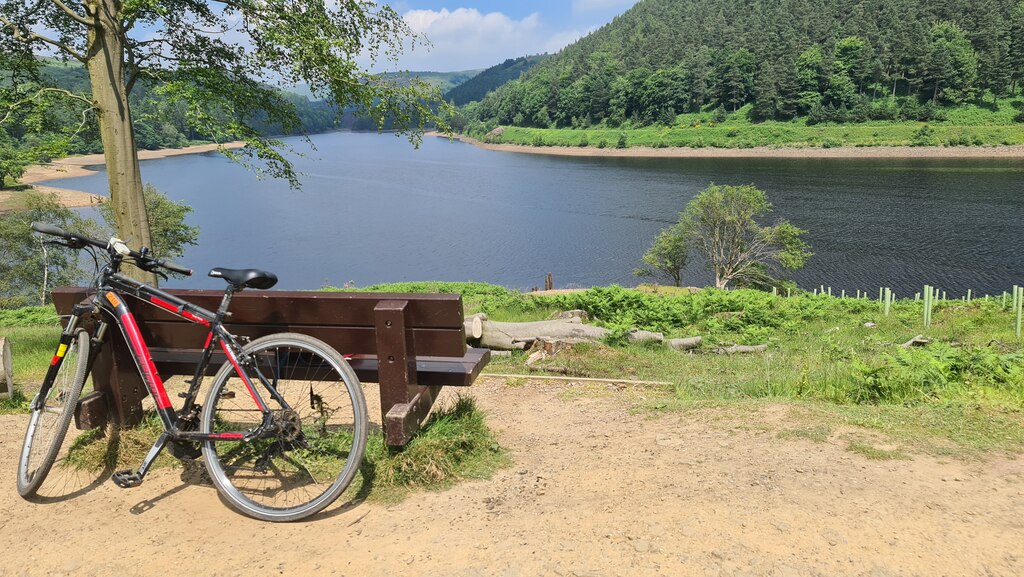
[544,273,553,291]
[1011,286,1019,340]
[374,300,444,447]
[0,336,12,400]
[88,323,145,428]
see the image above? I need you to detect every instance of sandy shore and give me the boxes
[3,142,246,212]
[437,132,1024,159]
[21,141,245,185]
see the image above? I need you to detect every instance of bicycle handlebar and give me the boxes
[31,221,193,277]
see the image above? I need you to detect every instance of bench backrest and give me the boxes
[51,287,467,359]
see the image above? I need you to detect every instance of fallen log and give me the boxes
[478,319,611,350]
[713,343,769,355]
[628,330,664,344]
[668,336,702,351]
[901,334,931,348]
[464,313,487,340]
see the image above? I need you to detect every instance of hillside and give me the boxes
[381,69,481,93]
[443,55,549,105]
[466,0,1024,133]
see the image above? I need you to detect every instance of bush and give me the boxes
[0,306,59,327]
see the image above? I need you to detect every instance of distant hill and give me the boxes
[470,0,1024,128]
[443,55,549,105]
[380,69,482,93]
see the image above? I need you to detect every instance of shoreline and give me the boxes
[20,141,246,185]
[435,132,1024,159]
[3,142,246,212]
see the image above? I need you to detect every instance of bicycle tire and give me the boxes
[16,329,89,498]
[200,333,368,522]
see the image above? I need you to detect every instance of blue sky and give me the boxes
[373,1,641,72]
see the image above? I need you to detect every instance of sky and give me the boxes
[372,1,641,72]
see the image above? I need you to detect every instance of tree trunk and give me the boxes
[86,0,155,283]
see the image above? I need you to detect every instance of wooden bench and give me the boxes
[52,287,490,447]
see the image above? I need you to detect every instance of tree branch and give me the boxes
[48,0,94,27]
[0,87,95,125]
[0,16,87,62]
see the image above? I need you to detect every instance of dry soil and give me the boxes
[1,377,1022,577]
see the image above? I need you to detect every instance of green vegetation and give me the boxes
[444,55,549,107]
[458,0,1024,148]
[97,184,199,263]
[358,396,510,502]
[472,102,1024,148]
[358,281,1024,456]
[678,184,809,289]
[0,191,95,308]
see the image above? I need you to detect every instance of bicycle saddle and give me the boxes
[208,267,278,290]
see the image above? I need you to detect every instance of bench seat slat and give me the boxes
[150,347,490,387]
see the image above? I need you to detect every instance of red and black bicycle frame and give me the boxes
[93,272,282,443]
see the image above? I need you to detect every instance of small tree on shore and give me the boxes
[634,223,689,287]
[0,191,93,307]
[681,184,811,289]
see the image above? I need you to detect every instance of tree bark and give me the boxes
[85,0,155,283]
[668,336,702,351]
[476,318,612,350]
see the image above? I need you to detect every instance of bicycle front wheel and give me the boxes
[17,329,89,497]
[200,333,368,522]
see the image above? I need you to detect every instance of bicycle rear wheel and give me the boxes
[17,329,89,497]
[200,333,368,522]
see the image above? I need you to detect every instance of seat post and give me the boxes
[216,286,238,322]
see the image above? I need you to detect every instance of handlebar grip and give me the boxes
[159,260,193,276]
[32,222,69,238]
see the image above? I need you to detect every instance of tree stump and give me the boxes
[0,337,12,399]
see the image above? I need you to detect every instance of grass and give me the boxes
[60,394,508,503]
[355,395,510,503]
[474,98,1024,150]
[845,441,911,460]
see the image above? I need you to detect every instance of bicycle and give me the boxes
[17,222,368,522]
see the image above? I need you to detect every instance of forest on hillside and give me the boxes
[444,55,549,106]
[465,0,1024,129]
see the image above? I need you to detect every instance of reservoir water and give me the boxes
[49,132,1024,296]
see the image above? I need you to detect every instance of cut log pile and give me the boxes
[465,311,767,357]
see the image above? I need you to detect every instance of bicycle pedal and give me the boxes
[111,469,144,488]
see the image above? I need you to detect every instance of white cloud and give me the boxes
[387,8,545,71]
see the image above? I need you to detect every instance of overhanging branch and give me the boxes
[0,15,87,62]
[49,0,95,27]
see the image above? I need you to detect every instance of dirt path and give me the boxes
[1,378,1022,577]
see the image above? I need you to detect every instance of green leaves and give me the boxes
[680,184,811,289]
[635,223,689,286]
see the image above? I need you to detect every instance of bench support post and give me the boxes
[86,324,147,428]
[375,300,430,446]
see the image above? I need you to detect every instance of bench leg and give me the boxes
[384,385,443,446]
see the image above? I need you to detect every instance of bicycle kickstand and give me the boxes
[111,432,170,489]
